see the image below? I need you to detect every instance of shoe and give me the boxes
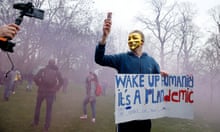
[80,115,87,119]
[91,118,96,123]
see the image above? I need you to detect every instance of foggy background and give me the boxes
[0,0,219,128]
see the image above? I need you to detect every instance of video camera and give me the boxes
[0,2,44,52]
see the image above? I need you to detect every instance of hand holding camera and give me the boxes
[0,24,20,39]
[0,2,44,52]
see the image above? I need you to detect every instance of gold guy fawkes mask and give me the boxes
[128,32,143,51]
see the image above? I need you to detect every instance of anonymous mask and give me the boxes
[128,32,143,51]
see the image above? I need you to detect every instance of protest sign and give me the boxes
[115,74,194,124]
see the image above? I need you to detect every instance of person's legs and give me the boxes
[11,82,16,94]
[3,83,10,101]
[3,80,14,100]
[33,94,45,125]
[27,81,32,91]
[81,96,89,118]
[90,98,96,122]
[117,120,151,132]
[136,120,151,132]
[44,94,55,131]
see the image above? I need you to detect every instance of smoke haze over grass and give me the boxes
[0,81,219,132]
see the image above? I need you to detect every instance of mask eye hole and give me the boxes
[133,36,138,39]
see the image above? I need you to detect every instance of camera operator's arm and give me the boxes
[0,24,20,39]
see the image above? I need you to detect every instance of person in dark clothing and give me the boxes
[32,59,63,132]
[95,16,163,132]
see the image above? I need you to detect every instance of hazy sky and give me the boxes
[94,0,220,32]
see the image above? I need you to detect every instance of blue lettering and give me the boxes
[187,75,194,88]
[126,75,132,88]
[145,89,153,104]
[139,74,144,87]
[148,75,160,87]
[117,89,131,107]
[116,75,146,88]
[133,90,141,104]
[145,89,164,104]
[118,92,125,106]
[116,75,127,88]
[126,94,131,105]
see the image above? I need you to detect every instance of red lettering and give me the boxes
[179,90,186,101]
[164,89,171,102]
[188,91,194,103]
[171,91,179,102]
[164,89,194,104]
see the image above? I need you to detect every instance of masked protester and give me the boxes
[95,16,160,132]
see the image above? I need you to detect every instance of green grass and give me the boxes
[0,82,219,132]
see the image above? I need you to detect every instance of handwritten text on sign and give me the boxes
[115,74,194,124]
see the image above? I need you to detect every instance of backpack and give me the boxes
[95,83,102,96]
[41,67,58,87]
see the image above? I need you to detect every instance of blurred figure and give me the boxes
[0,24,20,38]
[80,72,98,123]
[26,72,34,92]
[32,59,63,132]
[3,70,21,101]
[61,77,69,93]
[0,70,4,85]
[3,70,16,101]
[101,80,108,96]
[11,70,22,94]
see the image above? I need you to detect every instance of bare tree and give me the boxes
[200,44,220,104]
[136,0,179,69]
[197,5,220,105]
[175,2,199,73]
[209,5,220,51]
[209,5,220,34]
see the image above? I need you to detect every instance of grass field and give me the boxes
[0,82,219,132]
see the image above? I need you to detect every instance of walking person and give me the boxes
[80,72,98,123]
[31,59,63,132]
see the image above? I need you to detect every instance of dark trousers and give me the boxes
[33,93,55,130]
[117,120,151,132]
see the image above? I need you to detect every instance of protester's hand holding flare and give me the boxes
[100,12,112,45]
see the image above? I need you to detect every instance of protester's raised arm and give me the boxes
[100,12,112,45]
